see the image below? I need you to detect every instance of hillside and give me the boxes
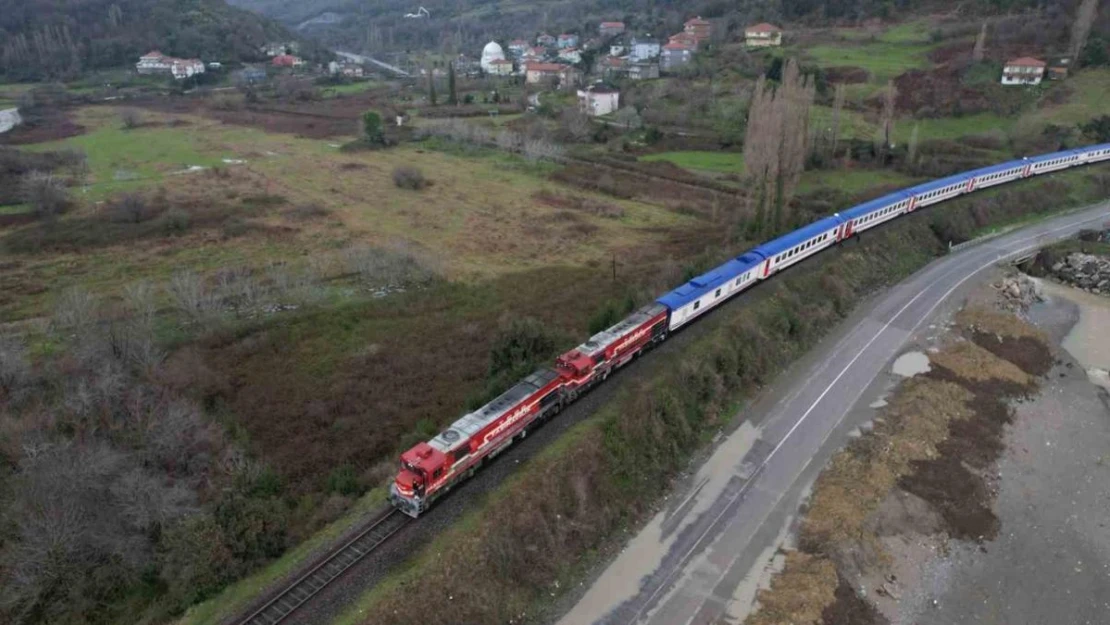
[228,0,1061,56]
[0,0,306,82]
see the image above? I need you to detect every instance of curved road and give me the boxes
[559,201,1110,625]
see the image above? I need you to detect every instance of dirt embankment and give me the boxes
[744,301,1053,625]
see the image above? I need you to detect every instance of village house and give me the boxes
[1001,57,1046,85]
[684,16,712,43]
[1048,56,1072,80]
[630,37,661,62]
[600,55,628,77]
[272,54,305,68]
[627,62,660,80]
[508,39,530,57]
[610,43,627,56]
[558,47,582,64]
[661,42,694,71]
[328,60,364,77]
[261,41,299,57]
[136,51,205,80]
[522,46,547,63]
[745,23,783,47]
[578,84,620,116]
[557,33,580,49]
[486,58,514,76]
[236,66,267,84]
[537,33,557,47]
[668,32,699,51]
[599,21,626,37]
[524,61,578,88]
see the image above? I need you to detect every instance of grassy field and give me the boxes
[1,105,690,320]
[798,168,918,195]
[640,150,745,174]
[802,41,937,82]
[326,80,384,96]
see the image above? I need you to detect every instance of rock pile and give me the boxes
[995,274,1042,311]
[1049,253,1110,295]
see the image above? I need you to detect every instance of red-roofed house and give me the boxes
[684,16,712,42]
[508,39,530,56]
[1002,57,1046,85]
[599,21,626,37]
[745,23,783,47]
[557,33,580,49]
[661,41,694,71]
[669,32,699,50]
[272,54,305,68]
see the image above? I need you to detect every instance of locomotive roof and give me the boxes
[428,368,561,453]
[657,254,764,309]
[754,215,844,257]
[575,303,667,356]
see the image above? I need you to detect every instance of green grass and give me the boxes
[326,80,383,96]
[804,42,936,81]
[640,150,745,174]
[178,488,389,625]
[28,109,231,198]
[894,112,1011,144]
[798,168,918,196]
[0,204,31,215]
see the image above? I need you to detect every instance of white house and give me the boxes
[558,47,582,64]
[136,51,173,74]
[578,84,620,117]
[137,51,205,80]
[744,23,782,47]
[170,59,205,80]
[630,37,660,62]
[1002,57,1046,85]
[487,58,514,76]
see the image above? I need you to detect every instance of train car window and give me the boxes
[715,288,721,298]
[693,301,700,311]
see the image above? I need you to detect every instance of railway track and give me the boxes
[237,508,410,625]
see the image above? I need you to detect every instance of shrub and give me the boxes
[21,171,71,218]
[120,108,142,129]
[107,193,159,223]
[392,165,428,190]
[158,208,191,234]
[283,203,331,220]
[326,465,362,496]
[222,217,252,238]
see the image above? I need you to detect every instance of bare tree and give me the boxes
[1070,0,1099,62]
[559,107,592,143]
[907,123,921,167]
[972,23,988,62]
[877,80,898,160]
[831,83,845,159]
[21,171,71,219]
[0,333,31,400]
[52,287,98,335]
[166,270,215,324]
[743,59,815,235]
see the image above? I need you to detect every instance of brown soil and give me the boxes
[821,576,890,625]
[968,332,1054,377]
[133,94,385,139]
[824,66,871,84]
[0,110,85,145]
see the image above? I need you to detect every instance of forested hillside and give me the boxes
[228,0,1081,55]
[0,0,303,82]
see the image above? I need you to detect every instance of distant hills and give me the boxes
[0,0,307,82]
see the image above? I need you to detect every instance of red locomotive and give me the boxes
[390,304,668,517]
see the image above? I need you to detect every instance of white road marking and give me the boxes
[627,206,1110,625]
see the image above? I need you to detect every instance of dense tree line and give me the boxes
[0,0,305,82]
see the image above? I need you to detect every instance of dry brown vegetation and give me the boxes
[744,307,1052,625]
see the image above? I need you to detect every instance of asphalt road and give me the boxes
[559,201,1110,625]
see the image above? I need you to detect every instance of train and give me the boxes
[389,142,1110,518]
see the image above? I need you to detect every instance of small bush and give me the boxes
[392,165,429,190]
[222,218,252,238]
[326,465,362,496]
[158,208,191,234]
[107,193,160,224]
[120,109,143,129]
